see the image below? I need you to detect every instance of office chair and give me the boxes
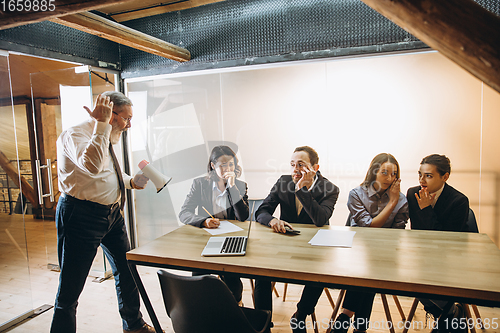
[247,199,281,306]
[402,208,483,333]
[249,198,264,215]
[462,209,483,331]
[280,220,345,333]
[324,215,407,333]
[466,208,479,233]
[157,269,272,333]
[248,198,329,333]
[324,290,407,333]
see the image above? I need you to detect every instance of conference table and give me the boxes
[126,221,500,333]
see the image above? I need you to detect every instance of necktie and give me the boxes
[295,195,303,216]
[109,143,125,210]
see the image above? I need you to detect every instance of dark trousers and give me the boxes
[50,195,144,333]
[193,271,243,302]
[418,298,456,317]
[341,290,376,331]
[254,279,323,315]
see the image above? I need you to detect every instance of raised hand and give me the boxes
[296,164,316,190]
[415,187,436,210]
[223,171,236,187]
[83,94,114,124]
[388,179,401,202]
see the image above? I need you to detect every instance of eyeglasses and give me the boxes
[216,162,235,169]
[113,111,132,124]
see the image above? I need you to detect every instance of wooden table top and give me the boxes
[127,222,500,307]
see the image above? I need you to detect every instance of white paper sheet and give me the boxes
[204,221,244,235]
[308,229,356,247]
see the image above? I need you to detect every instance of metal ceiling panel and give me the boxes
[120,0,422,77]
[120,0,500,78]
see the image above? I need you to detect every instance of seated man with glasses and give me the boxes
[255,146,340,333]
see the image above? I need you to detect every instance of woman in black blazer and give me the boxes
[179,145,249,227]
[407,154,469,331]
[407,154,469,232]
[179,145,249,304]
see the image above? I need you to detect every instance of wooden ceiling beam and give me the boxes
[50,12,190,62]
[0,0,138,30]
[359,0,500,94]
[105,0,226,22]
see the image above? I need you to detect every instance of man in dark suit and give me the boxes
[255,146,339,333]
[407,154,469,333]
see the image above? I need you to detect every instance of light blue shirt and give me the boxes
[348,185,409,228]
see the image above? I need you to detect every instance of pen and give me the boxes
[202,206,215,220]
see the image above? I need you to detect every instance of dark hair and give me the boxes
[207,145,241,180]
[294,146,319,165]
[421,154,451,176]
[361,153,400,187]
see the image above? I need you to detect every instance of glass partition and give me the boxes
[126,51,500,248]
[126,74,225,245]
[1,54,122,330]
[0,53,34,328]
[479,83,500,246]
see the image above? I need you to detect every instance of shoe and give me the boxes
[124,323,165,333]
[353,315,370,332]
[433,303,466,333]
[262,321,274,333]
[451,303,467,333]
[332,313,351,333]
[290,311,307,333]
[238,300,244,307]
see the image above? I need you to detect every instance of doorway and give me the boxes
[0,51,119,330]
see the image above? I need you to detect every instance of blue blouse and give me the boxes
[348,185,409,228]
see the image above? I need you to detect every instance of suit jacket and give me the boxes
[407,183,469,232]
[256,171,339,226]
[179,177,249,228]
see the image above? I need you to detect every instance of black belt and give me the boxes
[60,193,119,210]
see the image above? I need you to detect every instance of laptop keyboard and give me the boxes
[221,236,246,253]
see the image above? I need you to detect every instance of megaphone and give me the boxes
[138,160,172,193]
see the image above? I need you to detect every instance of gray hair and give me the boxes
[101,91,133,107]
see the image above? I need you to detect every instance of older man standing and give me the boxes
[50,92,159,333]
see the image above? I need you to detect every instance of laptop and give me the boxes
[201,202,254,257]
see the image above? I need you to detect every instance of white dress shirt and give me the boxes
[212,181,229,219]
[57,119,132,205]
[431,184,445,208]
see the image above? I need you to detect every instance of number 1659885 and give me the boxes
[1,0,56,12]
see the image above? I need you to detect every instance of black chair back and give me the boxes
[466,208,479,233]
[248,199,264,221]
[157,270,271,333]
